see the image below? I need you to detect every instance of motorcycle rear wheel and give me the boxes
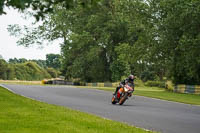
[119,93,128,105]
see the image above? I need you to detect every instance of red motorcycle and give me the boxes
[111,84,134,105]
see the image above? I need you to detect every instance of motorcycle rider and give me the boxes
[114,74,135,98]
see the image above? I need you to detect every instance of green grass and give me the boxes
[0,86,153,133]
[0,80,42,85]
[134,86,200,105]
[80,85,200,105]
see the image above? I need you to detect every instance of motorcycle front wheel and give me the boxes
[111,96,117,104]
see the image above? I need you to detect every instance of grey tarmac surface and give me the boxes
[1,84,200,133]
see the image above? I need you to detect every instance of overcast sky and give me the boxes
[0,8,60,61]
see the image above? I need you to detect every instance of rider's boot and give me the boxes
[113,87,120,95]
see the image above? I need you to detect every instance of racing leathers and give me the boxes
[114,78,134,97]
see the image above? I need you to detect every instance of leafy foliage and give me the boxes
[46,67,58,78]
[58,0,151,82]
[0,59,9,80]
[144,80,165,88]
[46,53,61,70]
[6,0,200,84]
[13,62,51,80]
[150,0,200,84]
[0,59,58,80]
[9,58,47,68]
[9,58,27,64]
[140,71,157,82]
[1,0,101,20]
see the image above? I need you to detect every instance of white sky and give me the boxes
[0,8,61,61]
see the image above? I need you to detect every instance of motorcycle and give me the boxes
[111,84,134,105]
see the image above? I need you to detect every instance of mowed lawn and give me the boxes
[134,86,200,105]
[0,86,153,133]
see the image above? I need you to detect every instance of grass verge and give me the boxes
[134,86,200,105]
[80,86,200,105]
[0,80,42,85]
[0,86,153,133]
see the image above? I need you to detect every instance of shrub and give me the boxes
[140,71,157,82]
[0,59,8,80]
[46,68,58,78]
[6,65,15,80]
[14,62,51,80]
[165,80,174,91]
[144,81,165,88]
[134,79,144,87]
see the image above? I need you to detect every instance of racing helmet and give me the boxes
[128,74,134,81]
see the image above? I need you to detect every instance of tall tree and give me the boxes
[59,0,152,81]
[149,0,200,84]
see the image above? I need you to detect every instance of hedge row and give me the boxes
[144,81,166,88]
[0,59,57,81]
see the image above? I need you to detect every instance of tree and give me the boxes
[6,65,15,80]
[7,0,152,82]
[59,0,153,82]
[0,59,15,80]
[0,0,101,20]
[30,59,47,68]
[8,58,18,64]
[6,0,200,84]
[46,67,58,78]
[110,43,132,81]
[0,59,8,79]
[14,61,51,80]
[149,0,200,84]
[9,58,27,64]
[46,53,61,70]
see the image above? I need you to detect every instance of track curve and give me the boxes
[1,84,200,133]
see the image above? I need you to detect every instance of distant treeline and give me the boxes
[0,54,61,80]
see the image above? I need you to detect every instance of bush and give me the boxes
[165,80,174,91]
[140,71,157,82]
[14,62,51,80]
[0,59,8,80]
[144,81,165,88]
[6,65,15,80]
[46,68,58,78]
[134,79,144,87]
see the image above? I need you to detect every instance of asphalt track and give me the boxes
[1,84,200,133]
